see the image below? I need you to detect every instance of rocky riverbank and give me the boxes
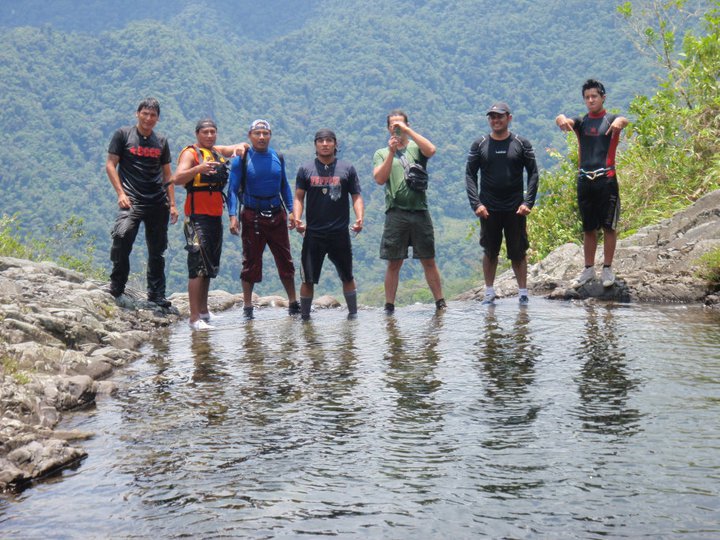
[0,258,344,492]
[457,189,720,307]
[0,257,184,491]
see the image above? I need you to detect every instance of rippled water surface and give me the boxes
[2,300,720,538]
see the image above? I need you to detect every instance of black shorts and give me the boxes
[184,215,223,279]
[300,229,354,284]
[577,175,620,232]
[479,210,529,261]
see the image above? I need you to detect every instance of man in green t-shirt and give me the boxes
[373,109,446,314]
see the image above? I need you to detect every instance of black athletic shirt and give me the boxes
[108,126,171,206]
[572,110,620,175]
[465,132,539,212]
[295,158,361,233]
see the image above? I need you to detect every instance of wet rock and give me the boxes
[0,258,179,491]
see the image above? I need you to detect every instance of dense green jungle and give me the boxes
[1,0,717,303]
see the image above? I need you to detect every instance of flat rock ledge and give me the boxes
[0,257,181,492]
[456,189,720,308]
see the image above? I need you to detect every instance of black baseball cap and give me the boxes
[486,102,511,115]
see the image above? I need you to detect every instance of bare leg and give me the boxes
[300,282,314,298]
[483,254,499,287]
[511,257,528,289]
[342,279,357,294]
[583,230,598,266]
[242,279,254,307]
[384,259,404,305]
[420,257,444,301]
[280,277,297,304]
[602,228,617,266]
[188,277,203,322]
[199,277,211,314]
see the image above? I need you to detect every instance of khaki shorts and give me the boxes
[380,208,436,260]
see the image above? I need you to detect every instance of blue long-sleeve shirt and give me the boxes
[227,147,293,216]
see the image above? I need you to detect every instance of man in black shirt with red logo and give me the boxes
[106,97,179,307]
[293,129,364,320]
[556,79,629,288]
[465,102,539,306]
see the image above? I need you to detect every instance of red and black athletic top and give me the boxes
[572,110,620,176]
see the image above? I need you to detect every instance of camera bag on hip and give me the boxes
[398,152,428,192]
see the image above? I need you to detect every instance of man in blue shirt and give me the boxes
[227,119,299,318]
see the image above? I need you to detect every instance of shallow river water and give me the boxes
[2,299,720,538]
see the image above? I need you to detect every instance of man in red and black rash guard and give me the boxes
[556,79,629,288]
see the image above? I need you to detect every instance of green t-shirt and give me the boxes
[372,141,428,211]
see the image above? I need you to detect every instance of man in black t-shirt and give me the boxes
[293,129,364,320]
[556,79,629,288]
[465,102,539,306]
[106,97,179,307]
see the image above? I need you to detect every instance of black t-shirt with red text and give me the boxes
[572,110,620,174]
[295,158,361,233]
[108,126,172,206]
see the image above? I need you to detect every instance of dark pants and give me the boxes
[110,203,169,297]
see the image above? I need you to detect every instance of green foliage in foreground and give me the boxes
[529,1,720,262]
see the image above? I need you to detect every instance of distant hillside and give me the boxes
[0,0,659,302]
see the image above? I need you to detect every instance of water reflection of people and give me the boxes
[477,306,539,417]
[190,331,229,425]
[575,305,641,437]
[384,312,445,424]
[382,312,449,491]
[300,319,361,441]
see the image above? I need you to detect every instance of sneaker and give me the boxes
[243,306,254,319]
[573,266,596,287]
[188,319,214,331]
[435,298,447,310]
[148,295,172,308]
[288,301,301,316]
[601,266,615,288]
[519,295,529,306]
[384,302,395,314]
[199,311,220,322]
[481,293,496,305]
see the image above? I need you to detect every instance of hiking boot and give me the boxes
[435,298,447,310]
[189,319,214,331]
[601,266,615,288]
[519,295,529,306]
[573,266,596,287]
[243,306,254,319]
[148,295,172,308]
[384,302,395,314]
[481,292,496,305]
[288,301,301,316]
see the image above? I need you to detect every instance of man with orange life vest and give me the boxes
[106,97,178,308]
[172,118,248,330]
[555,79,629,288]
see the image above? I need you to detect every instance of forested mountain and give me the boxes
[0,0,660,302]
